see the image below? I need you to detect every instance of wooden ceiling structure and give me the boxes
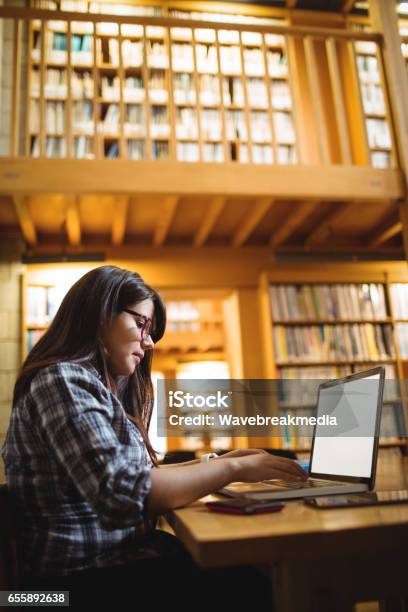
[0,186,404,256]
[0,0,406,260]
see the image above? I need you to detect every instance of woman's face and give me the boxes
[102,298,155,376]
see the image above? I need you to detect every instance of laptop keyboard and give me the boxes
[261,478,337,490]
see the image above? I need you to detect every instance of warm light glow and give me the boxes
[176,361,230,379]
[27,264,103,314]
[150,371,167,458]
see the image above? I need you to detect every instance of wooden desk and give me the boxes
[168,450,408,612]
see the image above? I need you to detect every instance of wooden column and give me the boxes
[370,0,408,261]
[223,288,269,449]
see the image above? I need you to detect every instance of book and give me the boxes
[273,323,395,363]
[270,284,388,321]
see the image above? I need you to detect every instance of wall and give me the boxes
[0,238,24,436]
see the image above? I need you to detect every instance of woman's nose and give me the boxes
[142,335,154,350]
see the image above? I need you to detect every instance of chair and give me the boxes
[0,483,19,590]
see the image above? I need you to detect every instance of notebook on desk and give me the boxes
[219,366,385,502]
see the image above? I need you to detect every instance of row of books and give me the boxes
[203,143,224,163]
[356,55,381,84]
[269,284,388,321]
[361,83,386,116]
[28,84,294,154]
[176,108,198,139]
[33,134,281,162]
[96,103,169,132]
[275,145,297,164]
[273,324,395,362]
[366,118,392,149]
[73,135,94,158]
[30,100,65,134]
[279,363,397,380]
[390,284,408,319]
[371,151,391,168]
[173,142,296,164]
[279,403,406,449]
[73,101,93,133]
[31,135,65,157]
[30,134,295,164]
[277,363,399,404]
[127,140,144,160]
[152,141,169,160]
[246,144,273,164]
[47,68,292,114]
[26,285,60,326]
[176,142,199,162]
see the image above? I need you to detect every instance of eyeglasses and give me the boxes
[123,309,153,343]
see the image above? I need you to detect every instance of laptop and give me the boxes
[219,366,385,501]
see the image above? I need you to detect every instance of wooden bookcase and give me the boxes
[20,267,231,452]
[10,1,394,169]
[259,264,408,455]
[26,14,298,163]
[353,39,396,168]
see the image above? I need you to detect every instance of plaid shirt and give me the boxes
[1,361,159,577]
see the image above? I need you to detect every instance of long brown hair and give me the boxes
[13,265,166,466]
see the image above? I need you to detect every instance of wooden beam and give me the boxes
[398,200,408,257]
[12,195,37,245]
[341,0,356,12]
[193,196,225,247]
[65,196,81,246]
[370,0,408,261]
[269,201,318,248]
[232,197,274,247]
[0,160,404,201]
[369,217,402,247]
[153,196,178,246]
[304,201,355,247]
[304,36,331,165]
[325,37,352,164]
[111,195,129,246]
[286,0,298,7]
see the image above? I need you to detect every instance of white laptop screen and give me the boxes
[310,373,381,479]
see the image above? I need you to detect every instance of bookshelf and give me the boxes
[26,14,297,162]
[16,3,395,168]
[21,268,230,452]
[353,39,395,168]
[21,277,226,357]
[260,269,408,455]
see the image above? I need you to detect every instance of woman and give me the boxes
[2,265,306,608]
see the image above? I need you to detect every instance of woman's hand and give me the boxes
[216,448,268,460]
[231,453,307,483]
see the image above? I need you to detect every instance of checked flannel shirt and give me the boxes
[1,361,160,577]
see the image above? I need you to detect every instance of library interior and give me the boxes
[1,0,408,609]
